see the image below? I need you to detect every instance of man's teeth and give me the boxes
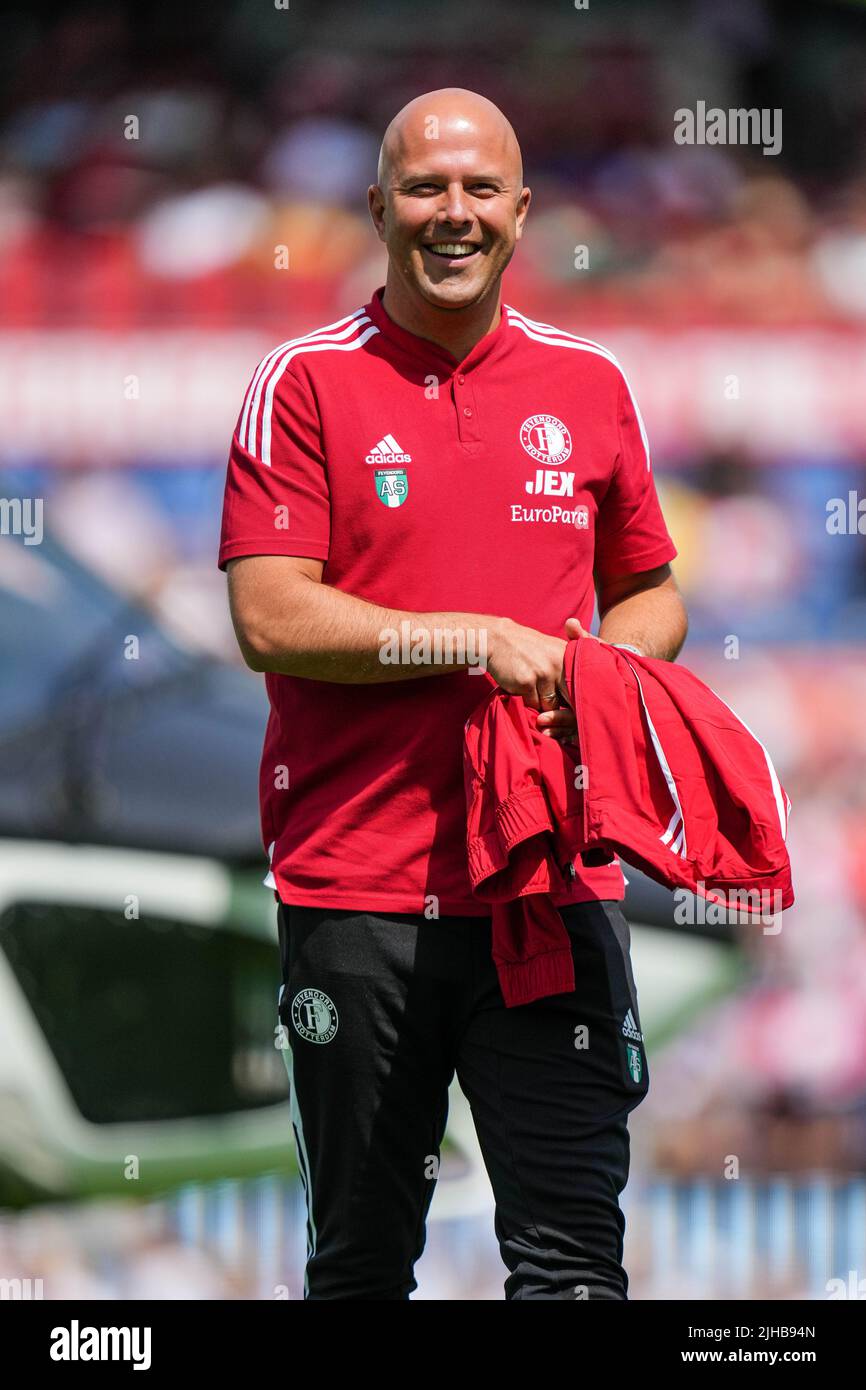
[429,243,477,256]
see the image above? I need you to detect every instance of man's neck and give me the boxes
[381,274,502,364]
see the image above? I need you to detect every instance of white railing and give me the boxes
[157,1172,866,1300]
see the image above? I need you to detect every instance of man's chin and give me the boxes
[415,274,492,311]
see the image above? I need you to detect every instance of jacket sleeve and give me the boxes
[594,369,677,582]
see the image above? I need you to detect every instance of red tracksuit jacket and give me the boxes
[463,637,793,1008]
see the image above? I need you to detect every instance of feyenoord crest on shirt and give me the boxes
[519,413,573,465]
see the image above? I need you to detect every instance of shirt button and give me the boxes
[463,407,473,418]
[457,374,465,385]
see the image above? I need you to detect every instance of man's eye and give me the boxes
[407,183,497,194]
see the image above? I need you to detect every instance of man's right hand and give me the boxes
[485,617,572,715]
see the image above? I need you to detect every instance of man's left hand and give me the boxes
[535,616,589,742]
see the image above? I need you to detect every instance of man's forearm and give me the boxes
[598,582,688,661]
[241,573,503,682]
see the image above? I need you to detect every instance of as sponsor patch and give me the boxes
[375,467,409,507]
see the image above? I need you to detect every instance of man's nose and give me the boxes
[439,183,470,224]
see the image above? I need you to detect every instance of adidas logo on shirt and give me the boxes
[622,1009,643,1041]
[365,434,412,464]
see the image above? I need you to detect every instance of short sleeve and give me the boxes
[217,357,330,571]
[593,370,677,582]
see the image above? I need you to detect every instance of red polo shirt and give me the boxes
[218,284,677,915]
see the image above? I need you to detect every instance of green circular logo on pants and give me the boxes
[291,988,339,1043]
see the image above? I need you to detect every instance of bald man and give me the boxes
[219,88,687,1299]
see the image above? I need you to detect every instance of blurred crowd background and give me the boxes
[2,0,866,1299]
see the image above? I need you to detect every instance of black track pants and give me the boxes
[275,899,649,1300]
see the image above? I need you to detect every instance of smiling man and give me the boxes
[373,94,526,354]
[219,88,687,1301]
